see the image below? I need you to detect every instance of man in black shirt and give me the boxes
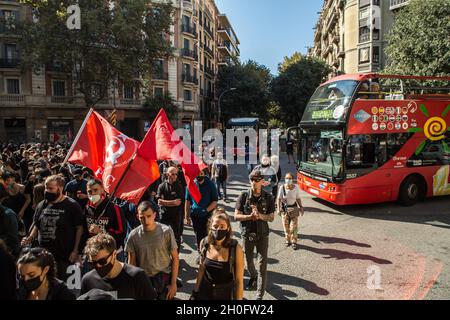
[235,170,275,300]
[64,168,88,209]
[21,175,84,281]
[81,233,156,300]
[157,166,184,250]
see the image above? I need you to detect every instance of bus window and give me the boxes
[408,132,450,166]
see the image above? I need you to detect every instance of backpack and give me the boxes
[200,237,238,280]
[217,163,228,181]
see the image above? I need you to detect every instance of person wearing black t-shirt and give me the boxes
[81,233,156,300]
[21,175,84,281]
[64,168,88,209]
[157,166,184,250]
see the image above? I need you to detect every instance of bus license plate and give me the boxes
[309,188,320,195]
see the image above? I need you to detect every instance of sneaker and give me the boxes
[292,243,299,250]
[245,277,257,291]
[285,241,291,247]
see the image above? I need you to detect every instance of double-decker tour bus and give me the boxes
[290,73,450,206]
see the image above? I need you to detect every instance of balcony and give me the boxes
[182,73,198,85]
[204,66,214,77]
[46,64,69,73]
[203,44,213,57]
[0,94,24,104]
[50,96,74,104]
[0,58,20,68]
[390,0,410,10]
[218,42,232,56]
[152,72,169,81]
[204,25,213,38]
[181,48,198,61]
[218,28,233,43]
[182,0,193,11]
[181,24,197,38]
[204,6,213,20]
[218,57,232,66]
[120,98,142,106]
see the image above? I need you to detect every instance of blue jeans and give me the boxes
[215,178,227,199]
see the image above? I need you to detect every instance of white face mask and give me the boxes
[89,195,101,204]
[285,179,293,185]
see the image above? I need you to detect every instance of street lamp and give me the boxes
[218,87,236,128]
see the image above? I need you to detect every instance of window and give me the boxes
[184,38,190,50]
[359,47,370,63]
[372,46,380,63]
[184,89,192,101]
[124,85,134,99]
[359,27,370,43]
[373,28,380,40]
[154,87,164,98]
[153,60,163,73]
[6,78,20,94]
[182,15,190,27]
[52,80,65,96]
[5,44,17,61]
[408,132,450,167]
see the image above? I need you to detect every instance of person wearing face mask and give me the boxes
[81,233,157,300]
[126,201,179,300]
[252,155,279,196]
[64,168,89,209]
[211,152,229,202]
[84,179,126,257]
[21,175,84,281]
[235,170,275,300]
[17,247,75,300]
[185,169,218,263]
[191,209,244,300]
[1,171,30,235]
[277,172,304,250]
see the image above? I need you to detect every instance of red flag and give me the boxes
[66,110,159,204]
[138,109,206,203]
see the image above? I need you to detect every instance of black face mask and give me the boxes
[94,259,114,278]
[21,274,44,292]
[44,191,60,202]
[212,229,228,242]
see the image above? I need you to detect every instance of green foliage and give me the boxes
[271,53,331,127]
[17,0,174,106]
[217,60,272,125]
[143,92,178,121]
[384,0,450,76]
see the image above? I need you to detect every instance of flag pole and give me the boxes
[61,108,95,169]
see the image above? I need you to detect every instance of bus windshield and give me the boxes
[300,130,344,179]
[302,80,359,122]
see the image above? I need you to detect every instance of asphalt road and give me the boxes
[176,153,450,300]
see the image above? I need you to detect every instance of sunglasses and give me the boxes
[89,251,113,267]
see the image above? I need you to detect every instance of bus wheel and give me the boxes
[398,176,423,206]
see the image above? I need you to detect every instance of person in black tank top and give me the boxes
[191,209,244,300]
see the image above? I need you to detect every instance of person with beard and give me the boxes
[64,168,89,209]
[191,209,244,300]
[20,175,84,281]
[81,233,157,300]
[184,170,218,262]
[17,247,75,300]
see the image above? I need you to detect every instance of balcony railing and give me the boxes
[0,58,20,68]
[204,66,214,77]
[390,0,410,10]
[152,72,169,80]
[51,96,74,104]
[181,24,197,38]
[203,44,213,57]
[46,64,69,73]
[182,73,198,85]
[120,99,142,106]
[204,25,213,38]
[181,48,198,60]
[0,94,24,103]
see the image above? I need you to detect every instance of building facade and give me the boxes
[0,0,240,143]
[310,0,410,77]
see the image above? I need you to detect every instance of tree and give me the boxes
[217,60,272,125]
[143,92,178,121]
[384,0,450,76]
[16,0,173,107]
[271,53,331,127]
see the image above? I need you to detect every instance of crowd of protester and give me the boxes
[0,142,303,301]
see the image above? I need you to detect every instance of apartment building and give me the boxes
[0,0,240,143]
[310,0,410,77]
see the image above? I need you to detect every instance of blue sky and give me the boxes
[215,0,323,75]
